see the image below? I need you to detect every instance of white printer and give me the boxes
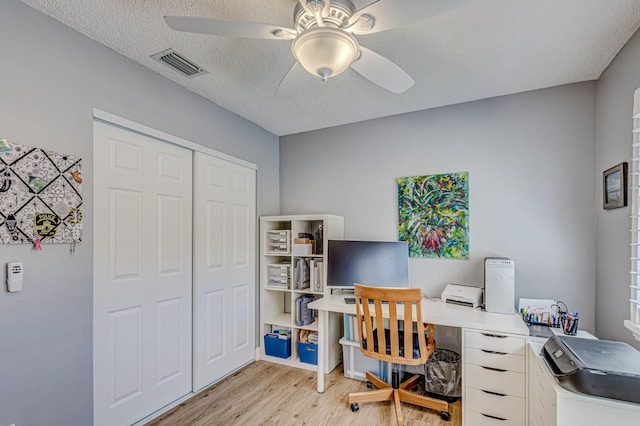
[441,284,483,308]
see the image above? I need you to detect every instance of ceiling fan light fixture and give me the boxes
[292,27,359,81]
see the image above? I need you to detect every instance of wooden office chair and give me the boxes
[348,284,450,425]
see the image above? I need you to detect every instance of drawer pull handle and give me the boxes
[481,389,507,397]
[481,365,507,372]
[481,332,507,339]
[481,413,507,421]
[481,349,507,355]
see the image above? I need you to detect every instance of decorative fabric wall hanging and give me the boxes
[0,138,83,247]
[397,172,469,259]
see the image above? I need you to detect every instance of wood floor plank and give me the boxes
[146,361,461,426]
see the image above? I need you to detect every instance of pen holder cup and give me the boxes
[561,314,578,336]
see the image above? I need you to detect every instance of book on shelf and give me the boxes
[309,259,323,292]
[343,313,360,342]
[343,314,350,341]
[317,260,323,292]
[294,258,310,290]
[270,328,291,339]
[309,260,316,291]
[296,294,315,326]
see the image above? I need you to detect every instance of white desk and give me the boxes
[308,294,529,393]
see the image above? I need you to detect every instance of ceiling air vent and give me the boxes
[151,48,208,78]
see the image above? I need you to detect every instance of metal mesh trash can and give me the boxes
[424,348,461,401]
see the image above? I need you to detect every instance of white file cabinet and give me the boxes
[527,340,640,426]
[463,330,527,426]
[528,343,557,426]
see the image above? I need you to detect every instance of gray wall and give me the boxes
[281,83,597,333]
[0,1,279,426]
[595,28,640,349]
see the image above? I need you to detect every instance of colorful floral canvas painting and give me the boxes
[398,172,469,259]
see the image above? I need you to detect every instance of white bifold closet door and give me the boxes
[93,121,193,426]
[193,152,256,391]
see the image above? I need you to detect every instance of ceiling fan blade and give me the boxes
[274,61,310,99]
[164,16,296,40]
[349,0,472,35]
[350,46,414,94]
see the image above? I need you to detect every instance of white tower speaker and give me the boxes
[484,257,515,314]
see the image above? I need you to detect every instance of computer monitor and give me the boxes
[326,240,409,289]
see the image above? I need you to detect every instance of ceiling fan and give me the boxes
[165,0,470,97]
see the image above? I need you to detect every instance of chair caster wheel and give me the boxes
[440,411,450,421]
[351,403,359,412]
[366,381,373,389]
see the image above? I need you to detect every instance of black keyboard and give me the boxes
[344,297,356,304]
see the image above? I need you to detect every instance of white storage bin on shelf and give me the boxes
[340,337,384,382]
[267,263,291,289]
[266,230,290,254]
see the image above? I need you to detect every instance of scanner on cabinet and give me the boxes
[441,284,482,308]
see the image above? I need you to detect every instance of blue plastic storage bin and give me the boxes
[264,334,291,359]
[298,341,318,365]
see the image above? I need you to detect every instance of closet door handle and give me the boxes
[481,413,507,421]
[481,332,507,338]
[481,389,506,397]
[481,365,507,372]
[481,349,507,355]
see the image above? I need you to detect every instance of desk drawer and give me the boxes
[466,410,524,426]
[465,364,525,398]
[465,347,525,373]
[466,387,525,422]
[465,330,525,355]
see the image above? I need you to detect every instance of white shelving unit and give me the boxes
[259,214,344,372]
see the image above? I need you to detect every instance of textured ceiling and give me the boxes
[19,0,640,136]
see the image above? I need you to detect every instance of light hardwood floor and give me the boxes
[146,361,461,426]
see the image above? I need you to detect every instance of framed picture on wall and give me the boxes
[603,162,628,210]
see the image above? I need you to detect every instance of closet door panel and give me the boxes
[94,121,193,426]
[205,201,225,268]
[194,152,256,391]
[156,297,184,384]
[205,289,225,362]
[233,283,250,349]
